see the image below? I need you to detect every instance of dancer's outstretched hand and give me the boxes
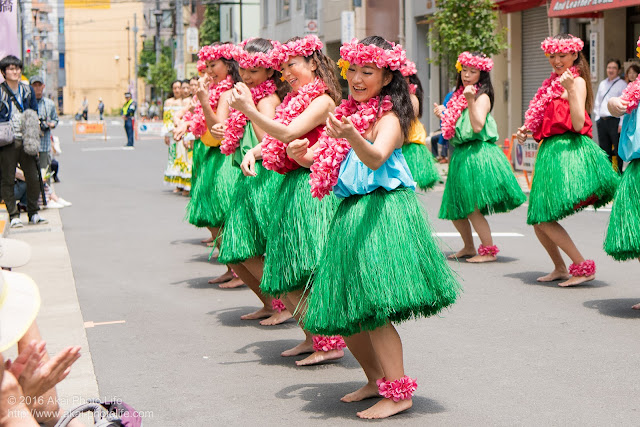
[228,83,254,113]
[608,96,628,117]
[516,126,528,144]
[287,138,310,162]
[433,103,445,119]
[211,123,226,140]
[241,150,257,177]
[326,113,358,140]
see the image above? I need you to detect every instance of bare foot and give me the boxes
[632,303,640,310]
[240,307,274,320]
[281,341,314,357]
[357,398,413,419]
[448,248,476,260]
[207,241,217,247]
[537,269,571,282]
[341,381,380,403]
[259,310,293,326]
[209,270,234,284]
[466,254,497,263]
[218,277,245,289]
[295,349,344,366]
[182,190,190,196]
[172,187,181,193]
[201,236,214,244]
[558,275,595,287]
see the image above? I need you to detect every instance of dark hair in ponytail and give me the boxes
[454,52,495,110]
[407,73,424,118]
[283,37,342,104]
[360,36,414,139]
[244,38,289,100]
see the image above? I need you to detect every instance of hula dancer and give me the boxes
[517,34,619,286]
[216,38,288,324]
[184,44,244,288]
[231,35,346,365]
[303,36,461,419]
[604,36,640,308]
[436,52,526,262]
[400,60,440,190]
[162,80,185,188]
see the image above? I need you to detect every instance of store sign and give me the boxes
[186,27,199,54]
[549,0,640,17]
[305,19,318,35]
[0,0,19,73]
[590,32,597,82]
[514,139,539,172]
[341,11,355,44]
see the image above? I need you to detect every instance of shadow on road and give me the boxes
[168,237,206,246]
[230,340,359,369]
[275,382,445,420]
[208,306,297,329]
[504,271,609,288]
[445,254,519,263]
[583,299,640,319]
[170,275,243,290]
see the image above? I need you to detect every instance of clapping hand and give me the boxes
[325,113,358,140]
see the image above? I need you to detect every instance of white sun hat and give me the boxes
[0,238,31,268]
[0,270,41,352]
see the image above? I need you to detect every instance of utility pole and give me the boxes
[133,13,139,117]
[126,20,131,84]
[175,0,184,79]
[154,0,162,65]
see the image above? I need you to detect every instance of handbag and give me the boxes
[619,108,640,162]
[0,100,14,146]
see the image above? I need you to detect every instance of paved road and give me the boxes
[53,120,640,426]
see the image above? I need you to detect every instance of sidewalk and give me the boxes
[5,206,99,413]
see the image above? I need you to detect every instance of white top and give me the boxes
[594,77,627,121]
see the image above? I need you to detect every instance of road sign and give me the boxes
[341,11,355,44]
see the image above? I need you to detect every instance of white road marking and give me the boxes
[435,232,524,237]
[84,320,126,328]
[81,146,132,152]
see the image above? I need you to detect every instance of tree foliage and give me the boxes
[22,61,43,80]
[199,4,220,46]
[148,54,176,94]
[430,0,507,83]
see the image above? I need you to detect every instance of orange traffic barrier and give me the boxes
[73,121,107,141]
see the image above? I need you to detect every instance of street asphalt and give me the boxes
[25,118,640,426]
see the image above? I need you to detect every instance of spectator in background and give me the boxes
[432,89,454,163]
[594,59,627,171]
[96,97,105,121]
[30,75,58,184]
[81,96,89,120]
[625,63,640,83]
[0,55,47,228]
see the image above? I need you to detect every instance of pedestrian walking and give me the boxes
[517,33,619,287]
[303,36,460,419]
[121,92,136,147]
[594,59,626,171]
[97,97,104,121]
[0,55,48,227]
[30,75,58,184]
[81,96,89,120]
[436,51,526,262]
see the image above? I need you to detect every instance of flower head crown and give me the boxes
[196,59,206,73]
[636,36,640,59]
[233,39,280,69]
[197,43,236,62]
[400,60,417,77]
[455,52,493,73]
[541,35,584,55]
[339,38,406,71]
[272,35,324,69]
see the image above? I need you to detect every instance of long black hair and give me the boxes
[243,38,289,100]
[407,73,424,118]
[455,52,495,110]
[360,36,414,139]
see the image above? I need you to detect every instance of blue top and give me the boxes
[333,145,416,198]
[619,107,640,162]
[438,90,454,146]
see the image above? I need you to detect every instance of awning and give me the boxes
[548,0,640,17]
[494,0,547,13]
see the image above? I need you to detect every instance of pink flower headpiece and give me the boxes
[541,35,584,55]
[455,52,493,73]
[400,60,417,77]
[196,60,206,73]
[233,39,280,69]
[339,38,406,71]
[272,35,324,69]
[197,43,236,62]
[636,36,640,58]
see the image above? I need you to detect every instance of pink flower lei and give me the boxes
[310,95,393,199]
[197,43,236,62]
[400,60,417,77]
[272,35,323,70]
[220,79,278,155]
[620,36,640,113]
[261,77,328,174]
[185,75,235,138]
[524,66,580,136]
[339,38,406,71]
[540,35,584,55]
[440,85,478,141]
[456,51,493,72]
[232,40,280,69]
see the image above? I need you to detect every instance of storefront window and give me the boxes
[277,0,291,21]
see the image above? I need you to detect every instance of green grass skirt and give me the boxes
[185,147,241,228]
[302,187,461,337]
[439,140,526,220]
[402,143,440,191]
[527,132,620,225]
[218,162,284,264]
[260,169,339,297]
[604,159,640,261]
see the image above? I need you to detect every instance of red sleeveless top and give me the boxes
[533,98,592,142]
[277,124,324,174]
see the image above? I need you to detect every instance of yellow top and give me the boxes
[201,129,221,147]
[406,119,426,145]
